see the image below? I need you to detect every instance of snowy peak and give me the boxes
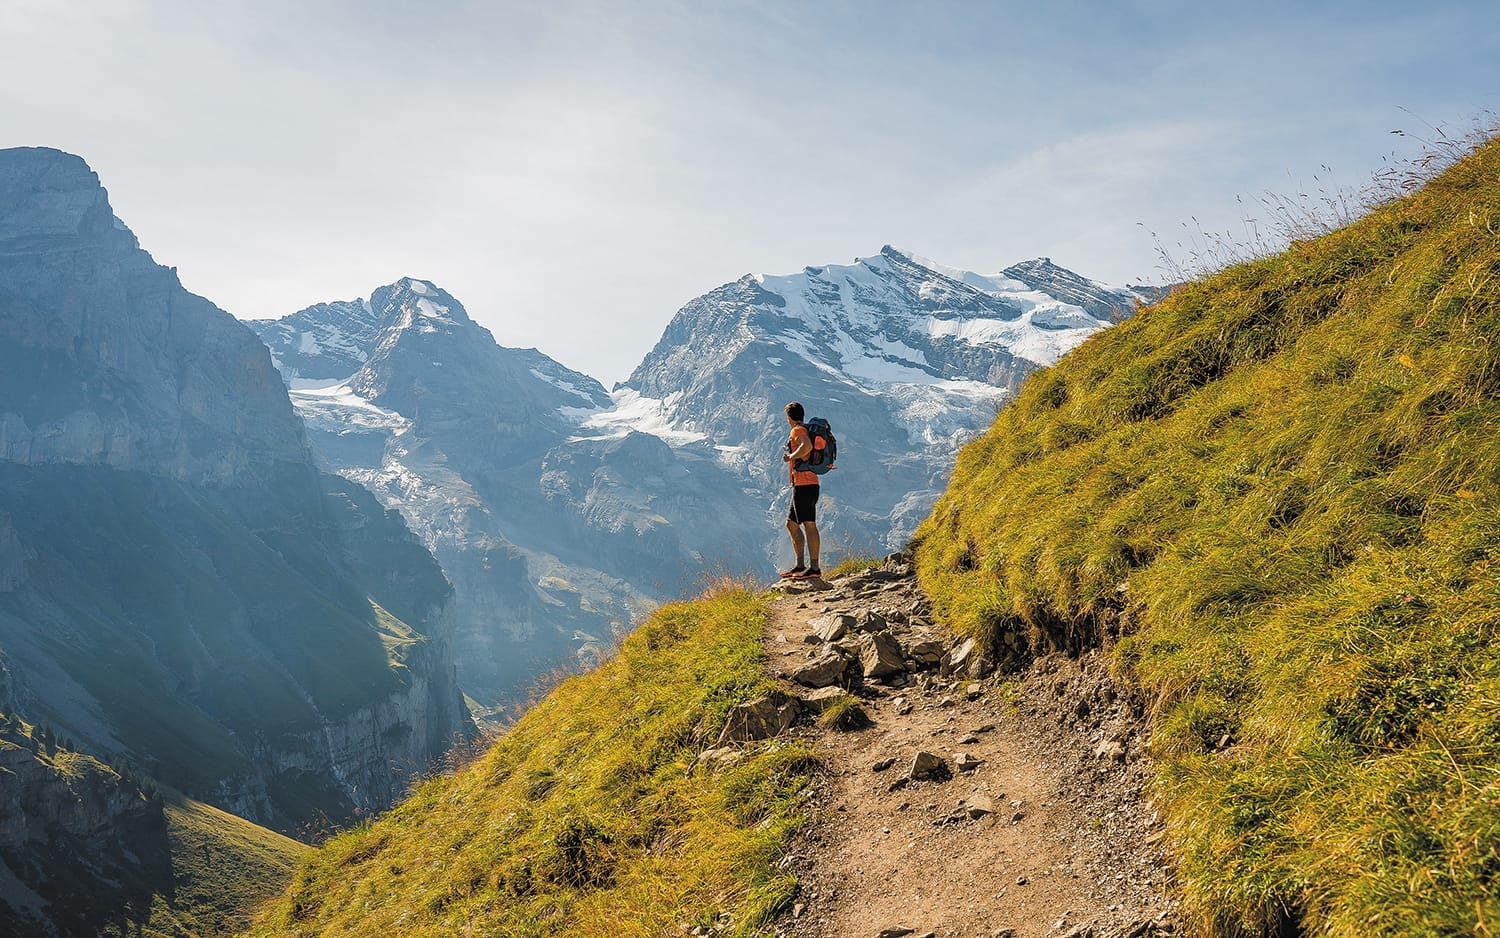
[629,247,1138,422]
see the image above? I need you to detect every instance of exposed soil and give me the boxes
[763,558,1181,938]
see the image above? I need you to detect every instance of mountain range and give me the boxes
[251,247,1159,709]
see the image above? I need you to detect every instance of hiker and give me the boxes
[781,401,821,580]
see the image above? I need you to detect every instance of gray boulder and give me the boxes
[793,652,848,688]
[860,632,906,679]
[717,692,801,745]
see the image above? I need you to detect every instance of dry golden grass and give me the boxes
[246,582,814,938]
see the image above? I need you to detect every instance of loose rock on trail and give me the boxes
[758,556,1180,938]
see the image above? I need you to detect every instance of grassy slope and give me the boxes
[142,795,308,938]
[248,584,814,938]
[915,138,1500,936]
[0,717,306,938]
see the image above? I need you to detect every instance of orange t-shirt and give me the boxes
[788,425,820,486]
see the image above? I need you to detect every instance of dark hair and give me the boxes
[784,401,804,422]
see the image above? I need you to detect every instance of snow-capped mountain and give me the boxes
[252,250,1153,706]
[624,245,1154,546]
[251,281,765,709]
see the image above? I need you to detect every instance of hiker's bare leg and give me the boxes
[804,521,820,569]
[786,518,805,566]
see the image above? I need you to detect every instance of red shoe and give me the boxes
[779,565,806,579]
[791,567,822,580]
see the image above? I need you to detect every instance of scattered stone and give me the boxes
[957,734,979,744]
[792,652,848,688]
[892,696,913,716]
[937,695,956,708]
[1010,810,1025,823]
[1015,875,1029,885]
[1095,740,1127,762]
[1061,926,1096,938]
[966,794,994,818]
[798,685,849,713]
[716,692,800,745]
[871,756,897,772]
[875,927,914,938]
[792,902,805,918]
[965,682,983,700]
[695,747,748,771]
[909,750,949,781]
[954,752,982,773]
[972,723,995,734]
[809,613,855,642]
[860,631,906,679]
[993,929,1016,938]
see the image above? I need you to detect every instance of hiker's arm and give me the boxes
[787,431,812,463]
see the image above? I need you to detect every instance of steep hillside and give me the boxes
[916,137,1500,935]
[249,583,814,938]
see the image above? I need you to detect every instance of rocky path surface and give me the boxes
[757,557,1181,938]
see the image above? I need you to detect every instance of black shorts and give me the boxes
[788,484,819,524]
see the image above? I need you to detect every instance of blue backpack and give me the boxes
[796,418,837,474]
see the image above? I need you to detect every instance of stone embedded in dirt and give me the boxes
[799,685,849,713]
[1015,875,1029,885]
[954,752,983,773]
[972,723,995,734]
[1061,926,1096,938]
[892,697,913,716]
[809,613,855,642]
[949,637,994,678]
[1010,810,1025,823]
[909,750,949,781]
[793,652,848,688]
[1095,739,1127,762]
[854,610,888,632]
[871,756,897,772]
[966,794,994,818]
[938,695,956,708]
[957,733,979,744]
[965,682,983,700]
[860,631,906,679]
[993,929,1017,938]
[875,927,915,938]
[716,692,800,745]
[901,635,945,668]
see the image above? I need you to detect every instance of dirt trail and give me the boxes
[763,559,1179,938]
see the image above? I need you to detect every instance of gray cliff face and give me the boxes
[0,148,471,843]
[256,253,1150,708]
[0,147,309,487]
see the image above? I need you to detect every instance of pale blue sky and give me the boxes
[3,1,1498,382]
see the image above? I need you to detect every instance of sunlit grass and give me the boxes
[915,136,1500,936]
[248,580,815,938]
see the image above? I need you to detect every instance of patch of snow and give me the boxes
[530,367,599,403]
[297,332,319,355]
[569,389,706,446]
[289,381,410,433]
[408,279,429,295]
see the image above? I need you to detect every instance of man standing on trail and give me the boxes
[781,401,821,580]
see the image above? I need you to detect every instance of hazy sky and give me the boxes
[4,1,1498,383]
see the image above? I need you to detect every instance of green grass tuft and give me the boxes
[817,694,871,731]
[914,135,1500,937]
